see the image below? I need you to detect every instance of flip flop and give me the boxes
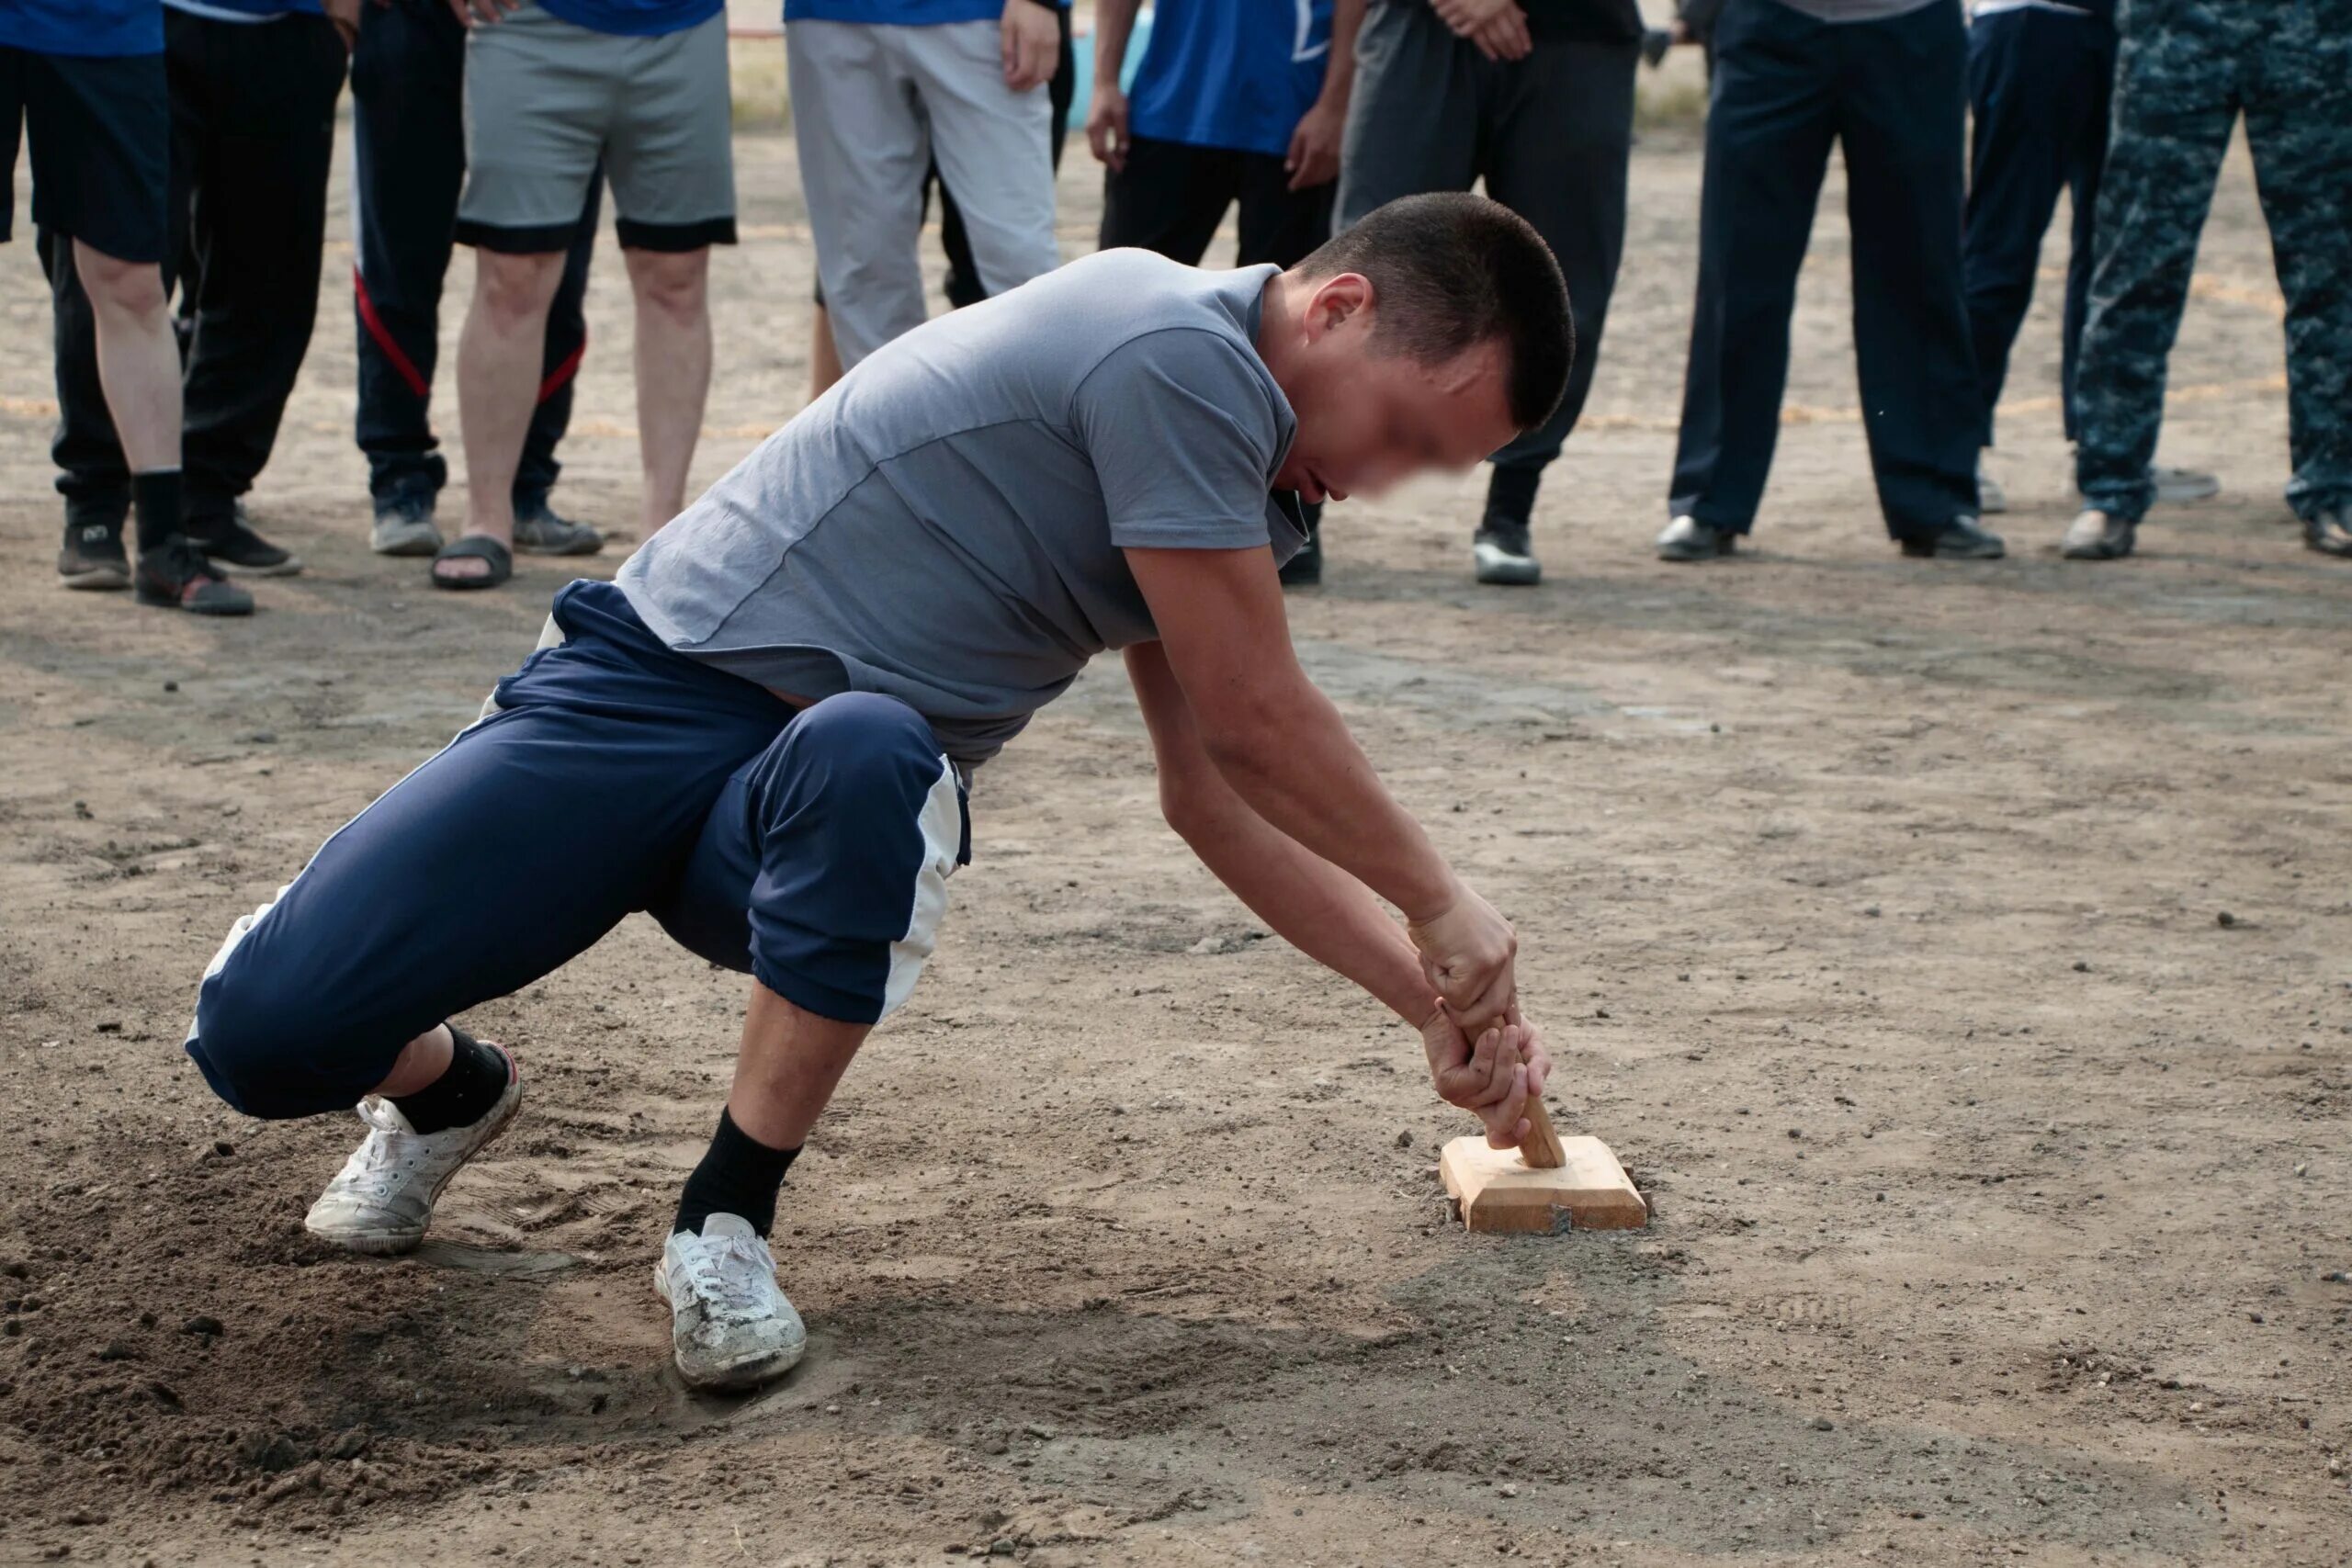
[431,534,514,592]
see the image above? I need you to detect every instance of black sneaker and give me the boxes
[1656,514,1736,561]
[58,514,130,591]
[1472,516,1541,585]
[135,536,255,615]
[1278,522,1323,587]
[192,504,301,577]
[1901,515,2006,559]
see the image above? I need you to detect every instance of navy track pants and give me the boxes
[185,580,969,1121]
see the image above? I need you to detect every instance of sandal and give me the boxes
[512,501,604,557]
[431,534,514,591]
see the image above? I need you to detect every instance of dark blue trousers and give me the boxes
[186,581,969,1122]
[1962,3,2114,446]
[1669,0,1981,541]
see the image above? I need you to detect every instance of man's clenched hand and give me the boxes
[1406,883,1517,1039]
[1423,1010,1550,1148]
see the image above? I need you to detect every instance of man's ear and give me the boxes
[1301,271,1374,344]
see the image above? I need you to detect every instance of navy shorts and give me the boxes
[185,580,970,1121]
[0,46,169,262]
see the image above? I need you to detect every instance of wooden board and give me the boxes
[1439,1134,1647,1234]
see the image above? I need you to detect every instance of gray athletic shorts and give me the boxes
[457,3,736,254]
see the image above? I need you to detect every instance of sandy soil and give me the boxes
[3,108,2348,1568]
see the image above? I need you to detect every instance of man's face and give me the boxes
[1270,273,1521,505]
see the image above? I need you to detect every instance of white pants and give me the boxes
[786,17,1062,367]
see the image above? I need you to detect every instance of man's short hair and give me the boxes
[1297,193,1574,433]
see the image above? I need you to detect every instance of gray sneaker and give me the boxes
[371,493,443,558]
[2062,509,2137,560]
[655,1213,808,1391]
[2305,509,2352,558]
[304,1047,521,1255]
[1656,514,1736,562]
[512,498,604,557]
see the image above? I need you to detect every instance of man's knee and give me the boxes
[73,244,168,321]
[779,694,944,796]
[627,246,709,322]
[186,961,315,1120]
[473,249,566,333]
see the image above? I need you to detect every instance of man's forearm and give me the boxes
[1168,766,1434,1023]
[1092,0,1140,86]
[1197,678,1458,923]
[1321,0,1366,105]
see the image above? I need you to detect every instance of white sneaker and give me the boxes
[654,1213,807,1392]
[303,1047,521,1255]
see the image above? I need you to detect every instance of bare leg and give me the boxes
[808,300,844,402]
[74,242,181,473]
[727,981,871,1151]
[369,1023,455,1099]
[452,248,567,579]
[623,244,711,536]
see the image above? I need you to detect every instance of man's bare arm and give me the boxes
[1124,545,1519,1035]
[1127,642,1548,1145]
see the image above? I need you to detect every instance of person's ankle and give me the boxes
[673,1107,799,1238]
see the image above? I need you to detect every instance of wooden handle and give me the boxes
[1519,1096,1566,1169]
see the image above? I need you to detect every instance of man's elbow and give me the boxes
[1190,691,1300,788]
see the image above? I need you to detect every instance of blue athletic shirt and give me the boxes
[538,0,725,36]
[0,0,164,56]
[163,0,323,20]
[784,1,1067,26]
[1128,0,1331,160]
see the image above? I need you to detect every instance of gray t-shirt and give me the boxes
[618,249,1307,768]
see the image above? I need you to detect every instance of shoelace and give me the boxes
[334,1099,426,1201]
[681,1236,775,1323]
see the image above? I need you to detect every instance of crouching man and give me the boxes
[182,193,1572,1391]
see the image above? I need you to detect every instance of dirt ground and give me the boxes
[4,98,2350,1568]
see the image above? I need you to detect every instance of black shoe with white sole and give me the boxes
[2062,509,2137,560]
[1472,516,1541,585]
[192,506,301,577]
[1900,515,2006,559]
[58,515,130,590]
[134,536,255,615]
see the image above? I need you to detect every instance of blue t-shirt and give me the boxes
[0,0,163,56]
[786,1,1066,24]
[539,0,724,36]
[163,0,323,20]
[1127,0,1332,160]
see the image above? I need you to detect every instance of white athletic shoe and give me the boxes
[303,1047,521,1255]
[655,1213,807,1392]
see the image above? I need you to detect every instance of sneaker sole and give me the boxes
[304,1058,523,1255]
[60,565,130,591]
[651,1264,809,1391]
[2062,539,2133,561]
[1472,545,1541,586]
[209,556,304,578]
[372,524,445,558]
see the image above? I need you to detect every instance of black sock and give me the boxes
[673,1108,799,1238]
[390,1025,509,1135]
[131,468,184,555]
[1485,465,1541,527]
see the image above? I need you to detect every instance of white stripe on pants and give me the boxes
[786,17,1061,367]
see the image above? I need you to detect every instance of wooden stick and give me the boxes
[1518,1096,1566,1169]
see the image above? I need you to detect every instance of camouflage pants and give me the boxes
[2075,0,2352,524]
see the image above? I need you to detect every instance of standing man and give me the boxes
[1086,0,1363,586]
[48,0,358,590]
[1960,0,2212,515]
[6,0,251,612]
[1336,0,1639,586]
[183,194,1568,1393]
[2062,0,2351,562]
[1657,0,2000,564]
[786,0,1064,373]
[434,0,736,591]
[351,0,605,561]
